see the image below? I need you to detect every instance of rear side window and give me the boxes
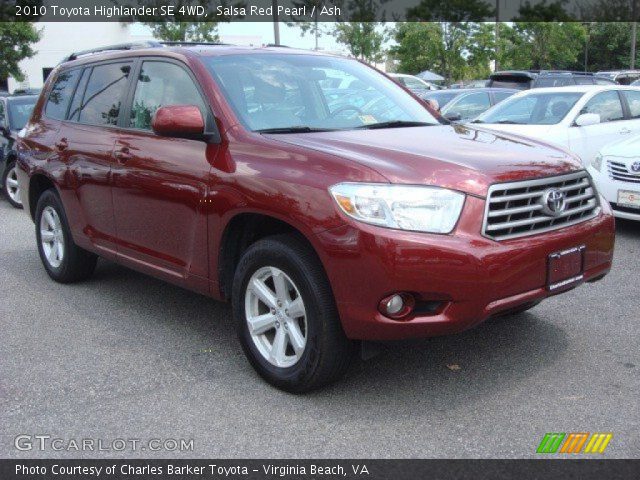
[77,62,131,126]
[622,90,640,118]
[581,91,624,122]
[129,61,206,130]
[45,69,81,120]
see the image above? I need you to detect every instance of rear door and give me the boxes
[111,59,217,289]
[57,61,133,257]
[619,89,640,136]
[568,90,627,166]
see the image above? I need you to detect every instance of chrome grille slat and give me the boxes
[482,171,600,241]
[607,159,640,183]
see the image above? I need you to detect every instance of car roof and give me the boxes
[513,85,638,95]
[58,43,339,69]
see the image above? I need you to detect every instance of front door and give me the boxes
[568,90,627,166]
[111,59,217,288]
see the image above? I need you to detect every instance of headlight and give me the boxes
[329,183,465,234]
[592,154,603,172]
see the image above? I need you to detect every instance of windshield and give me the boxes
[476,92,583,125]
[204,54,439,132]
[7,98,36,130]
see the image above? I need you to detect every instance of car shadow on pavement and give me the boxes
[5,249,569,414]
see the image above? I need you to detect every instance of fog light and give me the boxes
[378,293,415,319]
[386,295,404,315]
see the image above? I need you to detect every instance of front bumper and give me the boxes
[315,195,615,341]
[588,165,640,221]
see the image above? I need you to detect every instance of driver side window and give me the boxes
[581,91,624,122]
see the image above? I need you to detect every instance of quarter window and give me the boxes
[77,63,131,126]
[129,61,206,130]
[581,91,624,122]
[68,68,90,122]
[45,69,81,120]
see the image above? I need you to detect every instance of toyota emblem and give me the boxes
[541,188,567,216]
[631,161,640,173]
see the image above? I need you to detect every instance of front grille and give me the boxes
[607,159,640,184]
[483,171,600,241]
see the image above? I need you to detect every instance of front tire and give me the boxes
[232,234,354,392]
[35,189,97,283]
[2,160,23,208]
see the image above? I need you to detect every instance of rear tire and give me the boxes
[2,160,23,208]
[232,234,354,392]
[35,189,97,283]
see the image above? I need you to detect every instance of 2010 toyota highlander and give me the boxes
[15,43,615,391]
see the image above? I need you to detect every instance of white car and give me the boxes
[588,135,640,221]
[389,73,439,92]
[472,85,640,166]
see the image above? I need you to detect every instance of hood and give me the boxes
[600,133,640,158]
[266,124,580,197]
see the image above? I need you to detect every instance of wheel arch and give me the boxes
[217,211,329,301]
[27,173,58,221]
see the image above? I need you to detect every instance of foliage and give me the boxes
[0,23,41,82]
[333,22,387,63]
[145,22,220,42]
[586,23,639,71]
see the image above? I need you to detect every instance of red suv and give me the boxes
[16,43,615,391]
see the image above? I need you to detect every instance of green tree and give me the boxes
[499,22,586,70]
[391,22,492,81]
[145,22,220,42]
[333,22,386,63]
[0,23,41,83]
[587,23,638,71]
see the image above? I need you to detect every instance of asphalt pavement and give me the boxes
[0,198,638,459]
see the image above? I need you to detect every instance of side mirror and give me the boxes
[444,112,462,122]
[575,113,600,127]
[152,105,205,138]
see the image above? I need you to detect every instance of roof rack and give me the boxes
[61,40,231,63]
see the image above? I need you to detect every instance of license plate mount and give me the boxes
[547,246,585,291]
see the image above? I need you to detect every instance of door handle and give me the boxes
[114,147,131,163]
[620,128,632,134]
[55,138,68,151]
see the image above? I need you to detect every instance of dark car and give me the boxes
[16,42,614,392]
[488,70,616,90]
[437,88,517,121]
[1,94,37,207]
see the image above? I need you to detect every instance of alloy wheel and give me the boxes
[40,205,65,268]
[5,166,21,206]
[244,266,308,368]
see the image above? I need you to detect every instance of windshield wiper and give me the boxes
[256,126,332,134]
[495,120,523,124]
[355,120,435,130]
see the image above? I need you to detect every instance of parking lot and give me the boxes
[0,198,638,459]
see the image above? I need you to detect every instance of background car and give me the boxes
[487,70,616,89]
[1,94,37,208]
[588,134,640,221]
[472,85,640,166]
[388,73,438,98]
[597,70,640,85]
[439,88,517,122]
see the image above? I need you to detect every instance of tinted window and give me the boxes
[534,77,566,88]
[477,92,583,125]
[130,61,206,130]
[489,75,532,89]
[581,91,624,122]
[493,91,515,103]
[68,68,90,122]
[45,69,81,120]
[78,63,131,126]
[422,91,459,108]
[622,90,640,118]
[574,76,595,85]
[443,92,490,120]
[595,77,616,85]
